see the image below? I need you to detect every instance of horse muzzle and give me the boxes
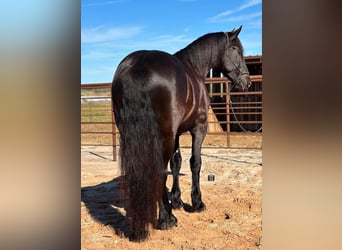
[237,74,251,91]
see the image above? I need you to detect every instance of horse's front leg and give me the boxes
[189,123,207,212]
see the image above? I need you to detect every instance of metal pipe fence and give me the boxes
[81,75,262,161]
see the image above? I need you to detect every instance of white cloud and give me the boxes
[81,51,116,60]
[81,26,142,43]
[89,33,192,52]
[239,0,262,11]
[208,0,261,23]
[208,10,234,23]
[83,0,127,7]
[220,11,262,23]
[154,34,190,44]
[81,32,196,83]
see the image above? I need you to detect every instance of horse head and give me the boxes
[221,26,251,91]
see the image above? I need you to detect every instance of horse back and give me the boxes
[112,50,188,146]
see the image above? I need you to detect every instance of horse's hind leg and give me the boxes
[158,138,177,230]
[158,170,177,230]
[171,135,184,209]
[189,123,207,212]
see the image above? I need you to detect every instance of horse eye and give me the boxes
[231,46,241,53]
[232,47,242,54]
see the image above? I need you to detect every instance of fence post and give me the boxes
[110,89,117,161]
[89,102,92,122]
[225,81,230,148]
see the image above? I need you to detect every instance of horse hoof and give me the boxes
[158,214,178,230]
[169,214,178,227]
[171,199,183,209]
[193,202,206,212]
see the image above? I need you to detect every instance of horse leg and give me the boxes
[189,124,207,212]
[158,170,178,230]
[170,135,183,209]
[158,138,177,230]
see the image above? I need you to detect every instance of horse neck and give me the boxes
[180,56,212,79]
[174,33,225,79]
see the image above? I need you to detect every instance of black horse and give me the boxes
[112,26,251,242]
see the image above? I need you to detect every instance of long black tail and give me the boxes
[112,73,164,242]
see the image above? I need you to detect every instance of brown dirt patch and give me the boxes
[81,134,262,249]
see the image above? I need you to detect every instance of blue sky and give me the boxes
[81,0,262,83]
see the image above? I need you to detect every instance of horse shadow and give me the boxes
[81,172,195,239]
[81,176,131,238]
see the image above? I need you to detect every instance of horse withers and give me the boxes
[112,25,251,241]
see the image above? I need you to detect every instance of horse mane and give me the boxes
[174,32,244,77]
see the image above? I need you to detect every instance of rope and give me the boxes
[228,83,262,133]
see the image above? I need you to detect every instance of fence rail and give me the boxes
[81,75,262,161]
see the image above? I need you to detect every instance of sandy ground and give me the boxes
[81,134,262,249]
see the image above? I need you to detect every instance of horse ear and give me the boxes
[227,25,242,40]
[234,25,242,37]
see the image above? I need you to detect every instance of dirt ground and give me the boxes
[81,134,262,249]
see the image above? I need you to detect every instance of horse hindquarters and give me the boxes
[148,87,179,230]
[112,77,164,242]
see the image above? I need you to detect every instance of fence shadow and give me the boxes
[81,176,131,238]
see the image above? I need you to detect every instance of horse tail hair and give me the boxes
[113,73,163,242]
